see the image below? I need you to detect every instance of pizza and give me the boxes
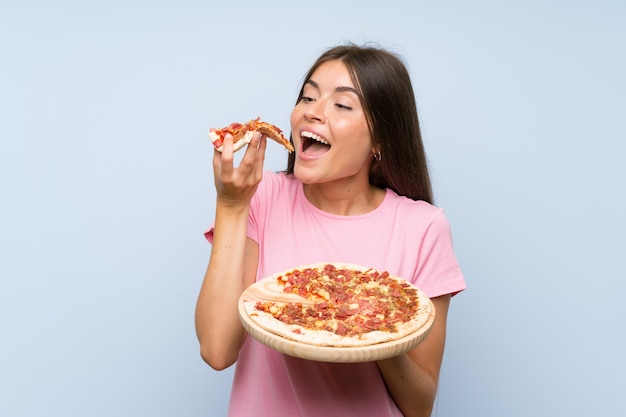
[240,263,434,348]
[209,117,294,153]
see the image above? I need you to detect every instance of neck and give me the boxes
[303,180,385,216]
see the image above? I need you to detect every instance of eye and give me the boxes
[300,96,315,103]
[335,103,352,110]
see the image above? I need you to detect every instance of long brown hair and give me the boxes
[286,44,434,204]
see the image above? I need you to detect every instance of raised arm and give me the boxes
[195,133,266,370]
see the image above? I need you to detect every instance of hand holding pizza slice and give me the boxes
[209,117,294,153]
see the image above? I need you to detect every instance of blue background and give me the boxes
[1,1,624,416]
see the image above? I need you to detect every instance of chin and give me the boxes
[293,166,319,184]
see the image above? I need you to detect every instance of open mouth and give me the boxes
[301,131,331,156]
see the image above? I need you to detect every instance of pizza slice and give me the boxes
[209,117,294,153]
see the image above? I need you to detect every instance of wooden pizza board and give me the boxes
[238,266,436,363]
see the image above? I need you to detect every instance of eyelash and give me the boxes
[300,96,352,110]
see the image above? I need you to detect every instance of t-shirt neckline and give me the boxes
[296,182,392,220]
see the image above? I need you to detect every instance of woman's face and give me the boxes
[290,60,374,185]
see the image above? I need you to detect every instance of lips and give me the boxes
[301,130,330,157]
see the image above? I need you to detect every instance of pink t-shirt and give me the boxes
[205,171,466,417]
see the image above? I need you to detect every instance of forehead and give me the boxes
[306,60,356,89]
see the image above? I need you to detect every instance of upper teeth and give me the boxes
[302,131,329,145]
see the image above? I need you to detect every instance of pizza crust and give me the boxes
[240,262,435,348]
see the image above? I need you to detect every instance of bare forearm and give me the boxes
[195,203,251,370]
[377,355,437,417]
[378,295,450,417]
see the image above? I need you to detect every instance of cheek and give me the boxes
[289,109,300,145]
[343,147,373,164]
[340,124,372,154]
[290,106,302,129]
[337,135,374,168]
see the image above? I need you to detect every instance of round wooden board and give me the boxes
[238,264,436,363]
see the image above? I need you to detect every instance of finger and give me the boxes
[248,131,263,151]
[244,133,267,184]
[212,137,224,170]
[217,133,235,176]
[221,133,235,160]
[254,134,267,175]
[258,132,268,153]
[212,146,221,168]
[239,132,260,160]
[241,132,265,170]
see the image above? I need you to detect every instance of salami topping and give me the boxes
[242,263,432,347]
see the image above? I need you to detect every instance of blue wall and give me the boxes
[1,1,624,416]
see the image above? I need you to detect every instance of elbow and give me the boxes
[409,397,438,417]
[421,406,434,417]
[199,343,239,371]
[403,406,434,417]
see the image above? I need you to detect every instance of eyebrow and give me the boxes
[305,79,360,96]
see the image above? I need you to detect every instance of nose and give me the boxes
[304,100,325,123]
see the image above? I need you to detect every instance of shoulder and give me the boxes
[381,190,456,243]
[384,189,446,221]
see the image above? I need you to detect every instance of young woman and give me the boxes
[195,44,466,417]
